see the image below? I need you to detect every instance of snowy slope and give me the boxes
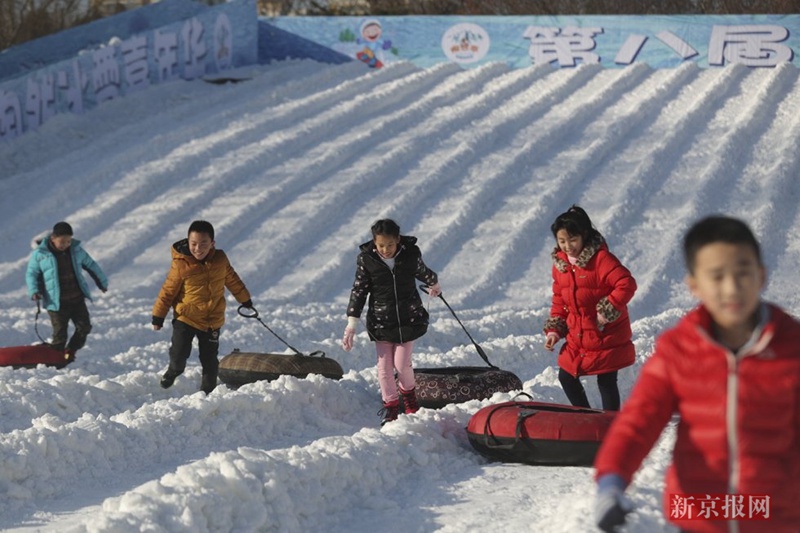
[0,58,799,532]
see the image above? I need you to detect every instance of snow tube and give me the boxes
[414,366,523,409]
[466,400,617,466]
[218,349,344,388]
[0,344,72,369]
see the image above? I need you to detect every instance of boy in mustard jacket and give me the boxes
[152,220,252,394]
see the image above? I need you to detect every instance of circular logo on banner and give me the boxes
[441,23,490,64]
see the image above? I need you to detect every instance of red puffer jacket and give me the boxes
[544,236,637,376]
[594,303,800,533]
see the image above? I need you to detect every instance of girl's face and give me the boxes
[374,234,400,259]
[556,229,584,258]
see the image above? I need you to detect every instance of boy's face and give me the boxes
[50,234,72,251]
[686,242,765,332]
[188,231,214,261]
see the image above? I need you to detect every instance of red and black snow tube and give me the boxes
[218,349,344,389]
[466,400,617,466]
[0,344,72,369]
[414,366,523,409]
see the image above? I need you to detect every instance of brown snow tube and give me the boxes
[414,366,523,409]
[466,399,617,466]
[218,349,344,388]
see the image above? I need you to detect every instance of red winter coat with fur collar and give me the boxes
[594,304,800,532]
[544,236,636,377]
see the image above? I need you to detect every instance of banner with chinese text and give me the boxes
[267,15,798,70]
[0,0,257,142]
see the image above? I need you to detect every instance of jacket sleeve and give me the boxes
[25,252,43,296]
[346,254,371,318]
[413,252,438,287]
[152,261,183,320]
[224,260,251,304]
[545,266,569,337]
[594,337,677,484]
[79,249,108,291]
[596,251,636,321]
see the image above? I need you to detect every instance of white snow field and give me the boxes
[1,58,799,532]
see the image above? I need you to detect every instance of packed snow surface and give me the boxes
[1,58,799,532]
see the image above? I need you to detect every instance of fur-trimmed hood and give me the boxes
[31,230,51,250]
[551,234,606,272]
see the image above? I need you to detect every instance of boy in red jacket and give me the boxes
[594,216,800,533]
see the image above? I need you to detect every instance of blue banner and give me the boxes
[266,15,799,70]
[0,0,257,142]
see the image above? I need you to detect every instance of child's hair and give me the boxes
[371,219,400,239]
[683,215,762,274]
[52,221,73,236]
[551,205,602,242]
[188,220,215,241]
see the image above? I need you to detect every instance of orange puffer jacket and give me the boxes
[594,303,800,533]
[152,240,251,331]
[544,236,637,377]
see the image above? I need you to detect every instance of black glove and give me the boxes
[595,475,632,532]
[152,315,165,328]
[241,299,254,309]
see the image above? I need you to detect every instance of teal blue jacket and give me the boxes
[25,236,108,311]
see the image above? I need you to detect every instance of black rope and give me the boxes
[237,305,325,357]
[34,299,48,344]
[419,284,496,368]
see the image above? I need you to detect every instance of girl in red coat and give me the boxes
[543,205,637,411]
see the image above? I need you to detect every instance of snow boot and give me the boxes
[160,369,179,389]
[400,387,419,414]
[378,399,400,426]
[201,371,217,394]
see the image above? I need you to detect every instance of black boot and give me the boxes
[201,372,217,394]
[160,369,179,389]
[377,399,400,426]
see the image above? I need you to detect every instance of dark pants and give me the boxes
[558,368,621,411]
[167,319,220,378]
[48,299,92,352]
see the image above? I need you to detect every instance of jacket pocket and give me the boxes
[371,301,392,324]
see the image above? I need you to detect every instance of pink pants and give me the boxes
[375,340,415,403]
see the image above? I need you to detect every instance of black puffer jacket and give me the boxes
[347,236,438,344]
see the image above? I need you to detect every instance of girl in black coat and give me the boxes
[342,219,441,425]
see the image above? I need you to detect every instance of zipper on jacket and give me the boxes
[390,247,404,344]
[371,245,406,344]
[568,265,584,349]
[726,354,740,533]
[725,351,739,493]
[391,269,403,343]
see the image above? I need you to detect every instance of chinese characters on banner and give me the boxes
[524,24,793,68]
[0,14,233,142]
[3,14,798,143]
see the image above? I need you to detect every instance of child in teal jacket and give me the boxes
[26,222,107,360]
